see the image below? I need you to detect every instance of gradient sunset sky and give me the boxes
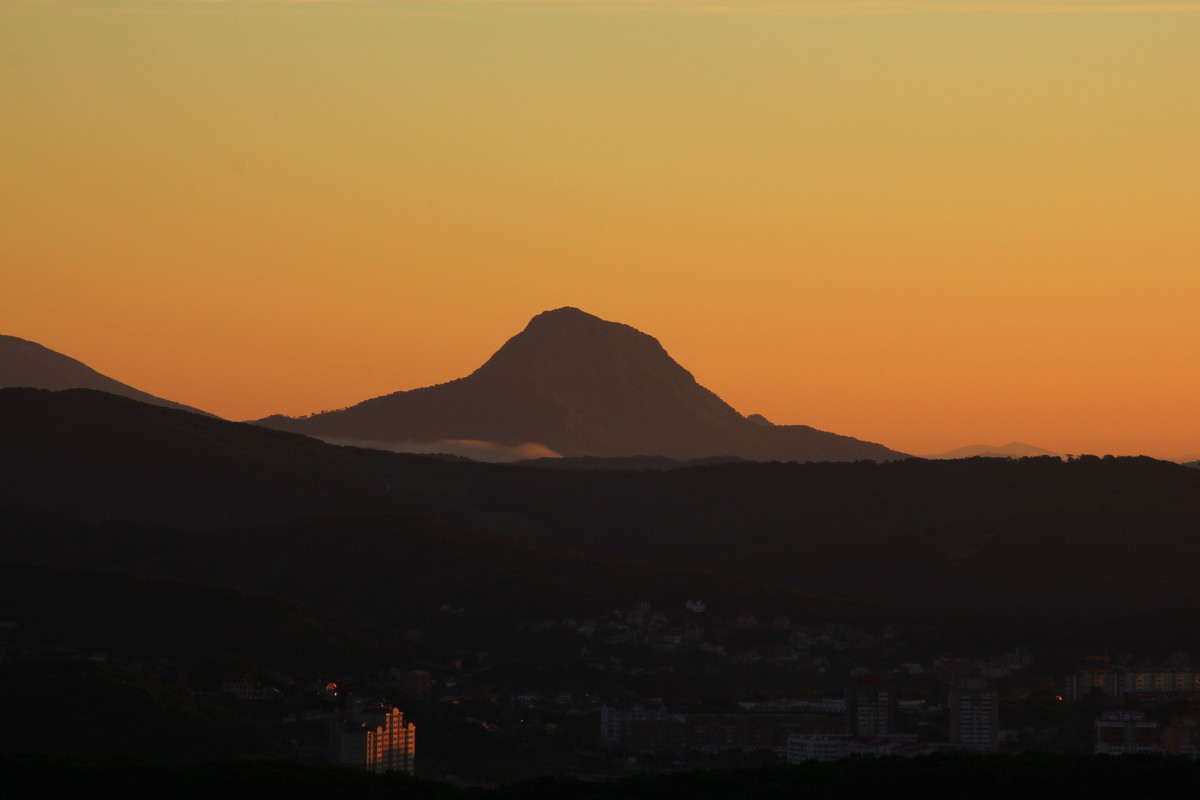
[3,1,1197,459]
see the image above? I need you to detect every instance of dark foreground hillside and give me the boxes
[0,560,385,670]
[3,752,1199,800]
[5,385,1200,677]
[5,387,1200,619]
[0,661,277,760]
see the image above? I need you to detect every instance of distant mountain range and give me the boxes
[0,334,212,416]
[257,307,906,462]
[920,442,1059,460]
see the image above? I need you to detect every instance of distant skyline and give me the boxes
[2,1,1197,460]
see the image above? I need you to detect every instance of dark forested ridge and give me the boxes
[0,560,382,669]
[0,507,871,650]
[0,660,277,759]
[4,387,1200,624]
[255,308,905,462]
[0,387,409,528]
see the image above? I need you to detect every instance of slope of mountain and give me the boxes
[256,307,905,462]
[921,442,1059,459]
[0,334,212,416]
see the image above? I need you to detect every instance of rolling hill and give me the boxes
[0,334,213,416]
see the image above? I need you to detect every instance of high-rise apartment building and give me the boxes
[948,679,998,751]
[846,679,896,736]
[1094,710,1161,755]
[331,696,416,774]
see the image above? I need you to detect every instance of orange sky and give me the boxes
[2,1,1198,459]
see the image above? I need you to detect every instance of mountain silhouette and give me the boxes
[0,334,212,416]
[921,442,1059,460]
[257,307,905,461]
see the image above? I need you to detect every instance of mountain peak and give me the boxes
[257,310,906,462]
[515,307,650,346]
[477,308,666,375]
[460,309,693,433]
[526,306,597,326]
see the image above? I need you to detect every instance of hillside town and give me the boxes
[6,595,1200,784]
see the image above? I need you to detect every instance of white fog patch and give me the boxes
[316,436,561,463]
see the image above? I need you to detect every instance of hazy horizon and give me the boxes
[4,310,1195,462]
[3,1,1196,461]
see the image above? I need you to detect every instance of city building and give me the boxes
[1163,715,1200,757]
[600,705,844,755]
[785,733,921,764]
[846,678,896,736]
[948,679,998,751]
[1094,710,1161,755]
[1067,668,1200,700]
[331,696,416,774]
[786,733,851,762]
